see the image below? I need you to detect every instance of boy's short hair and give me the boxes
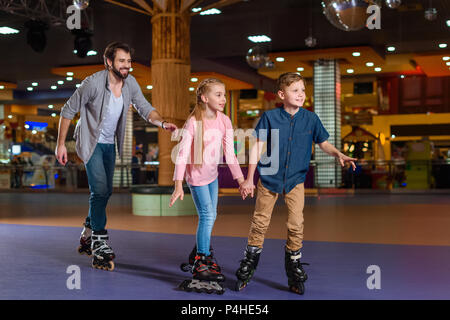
[277,72,305,91]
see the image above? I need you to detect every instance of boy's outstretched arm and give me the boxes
[318,141,357,171]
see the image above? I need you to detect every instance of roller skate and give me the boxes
[77,222,92,256]
[180,245,221,273]
[235,245,262,291]
[285,248,309,295]
[179,253,225,295]
[91,230,115,271]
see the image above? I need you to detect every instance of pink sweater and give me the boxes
[173,111,243,186]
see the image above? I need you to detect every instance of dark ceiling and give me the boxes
[0,0,449,92]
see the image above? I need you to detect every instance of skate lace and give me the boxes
[93,240,113,254]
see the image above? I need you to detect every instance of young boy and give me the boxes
[236,72,356,294]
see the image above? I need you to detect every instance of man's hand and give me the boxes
[55,144,68,166]
[163,122,177,133]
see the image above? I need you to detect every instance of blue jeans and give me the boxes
[85,143,116,232]
[188,178,219,256]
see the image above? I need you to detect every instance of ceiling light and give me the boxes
[297,67,304,72]
[400,75,405,79]
[73,29,93,58]
[129,68,133,72]
[189,87,195,92]
[439,43,447,48]
[32,130,37,134]
[276,57,285,62]
[48,105,54,109]
[51,113,57,117]
[374,67,382,72]
[192,8,202,13]
[76,84,81,88]
[190,77,198,82]
[0,26,19,35]
[66,77,73,81]
[0,85,4,89]
[352,52,361,57]
[146,85,153,90]
[27,87,33,91]
[447,20,450,27]
[8,115,13,119]
[57,80,64,85]
[31,82,38,86]
[442,57,450,61]
[446,62,450,66]
[67,72,74,76]
[199,8,221,15]
[51,85,57,90]
[86,50,97,56]
[366,62,374,67]
[387,46,396,52]
[25,20,48,53]
[347,69,354,73]
[248,35,272,43]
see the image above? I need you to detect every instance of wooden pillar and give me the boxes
[151,0,191,185]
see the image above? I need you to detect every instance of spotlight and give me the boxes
[24,20,48,53]
[72,29,93,58]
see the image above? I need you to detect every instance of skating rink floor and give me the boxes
[1,192,449,300]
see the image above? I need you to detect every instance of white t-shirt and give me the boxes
[98,93,123,144]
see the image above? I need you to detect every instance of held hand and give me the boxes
[55,144,68,166]
[163,122,177,133]
[338,153,358,171]
[169,186,184,207]
[240,179,255,199]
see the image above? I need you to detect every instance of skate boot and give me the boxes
[235,245,262,291]
[77,222,92,256]
[91,230,115,271]
[179,254,225,295]
[285,248,309,295]
[180,245,221,273]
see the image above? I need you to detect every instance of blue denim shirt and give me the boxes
[254,107,329,194]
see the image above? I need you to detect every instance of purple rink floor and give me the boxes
[1,223,449,300]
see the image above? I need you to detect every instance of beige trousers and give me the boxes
[248,180,305,251]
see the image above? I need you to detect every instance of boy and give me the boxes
[236,72,356,294]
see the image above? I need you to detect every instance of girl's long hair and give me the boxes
[182,78,225,167]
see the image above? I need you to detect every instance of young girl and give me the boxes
[169,78,248,284]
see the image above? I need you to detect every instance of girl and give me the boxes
[169,78,248,283]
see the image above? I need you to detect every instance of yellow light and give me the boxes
[379,132,385,145]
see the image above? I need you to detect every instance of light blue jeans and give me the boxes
[188,178,219,256]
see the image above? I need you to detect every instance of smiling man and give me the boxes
[55,42,176,271]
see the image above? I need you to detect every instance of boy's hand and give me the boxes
[337,153,357,171]
[169,184,184,207]
[240,179,255,199]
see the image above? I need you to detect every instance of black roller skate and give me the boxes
[179,253,225,295]
[285,248,309,295]
[91,230,115,271]
[77,222,92,256]
[180,245,221,273]
[235,245,262,291]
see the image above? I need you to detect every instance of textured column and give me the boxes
[151,0,191,185]
[313,60,342,188]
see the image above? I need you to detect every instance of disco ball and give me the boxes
[424,8,437,21]
[73,0,89,10]
[385,0,401,9]
[246,46,269,69]
[322,0,380,31]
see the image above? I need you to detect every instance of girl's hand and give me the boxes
[240,179,255,199]
[169,183,184,207]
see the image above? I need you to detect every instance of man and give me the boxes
[55,42,176,271]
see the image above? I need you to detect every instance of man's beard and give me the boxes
[111,64,129,79]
